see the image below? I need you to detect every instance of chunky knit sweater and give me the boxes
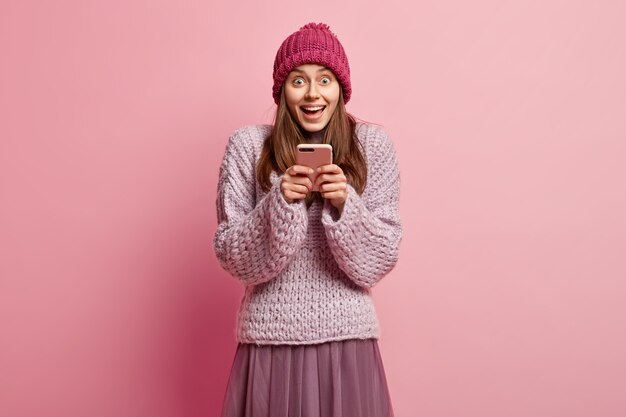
[212,122,402,345]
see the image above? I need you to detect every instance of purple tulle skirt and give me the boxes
[219,338,394,417]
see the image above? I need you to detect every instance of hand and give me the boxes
[314,164,348,213]
[281,165,314,203]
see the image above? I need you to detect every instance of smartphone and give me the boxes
[296,144,333,192]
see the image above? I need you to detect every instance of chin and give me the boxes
[299,120,329,133]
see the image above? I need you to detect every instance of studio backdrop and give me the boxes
[1,1,625,416]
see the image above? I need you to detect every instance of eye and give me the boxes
[292,78,305,86]
[320,76,331,85]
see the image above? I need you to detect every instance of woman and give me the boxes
[213,22,402,417]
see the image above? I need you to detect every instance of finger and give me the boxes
[283,182,310,195]
[289,165,315,176]
[284,175,312,191]
[282,186,299,203]
[319,182,347,193]
[321,190,347,200]
[284,187,308,199]
[315,173,346,186]
[290,176,314,189]
[316,164,342,174]
[284,191,306,201]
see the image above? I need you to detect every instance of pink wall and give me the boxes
[1,1,625,416]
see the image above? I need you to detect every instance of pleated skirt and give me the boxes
[220,338,395,417]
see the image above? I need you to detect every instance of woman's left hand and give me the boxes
[315,164,348,214]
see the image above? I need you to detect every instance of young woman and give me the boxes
[213,22,402,417]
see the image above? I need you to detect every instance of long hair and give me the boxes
[256,86,367,206]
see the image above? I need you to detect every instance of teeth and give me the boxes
[302,106,324,111]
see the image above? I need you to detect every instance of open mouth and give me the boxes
[300,105,326,118]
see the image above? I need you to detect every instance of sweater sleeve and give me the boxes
[320,127,403,288]
[212,127,309,286]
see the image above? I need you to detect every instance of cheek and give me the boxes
[284,88,296,105]
[328,95,340,112]
[328,87,341,106]
[284,92,300,114]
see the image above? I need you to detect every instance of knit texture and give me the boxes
[213,123,402,345]
[272,22,351,105]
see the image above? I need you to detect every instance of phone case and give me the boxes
[296,144,333,191]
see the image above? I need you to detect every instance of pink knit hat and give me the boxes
[272,22,351,105]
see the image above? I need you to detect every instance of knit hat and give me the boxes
[272,22,351,105]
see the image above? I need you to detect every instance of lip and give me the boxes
[299,104,326,121]
[300,106,325,121]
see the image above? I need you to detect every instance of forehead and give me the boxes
[290,64,333,74]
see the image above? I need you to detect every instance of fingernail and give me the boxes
[309,168,314,174]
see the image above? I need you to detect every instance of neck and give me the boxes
[302,126,327,143]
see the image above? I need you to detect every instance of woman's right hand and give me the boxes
[281,165,314,203]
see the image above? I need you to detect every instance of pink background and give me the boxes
[1,1,625,416]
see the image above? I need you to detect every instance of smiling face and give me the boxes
[283,64,341,133]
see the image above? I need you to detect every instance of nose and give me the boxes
[305,83,320,99]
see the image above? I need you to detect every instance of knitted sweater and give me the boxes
[212,122,402,345]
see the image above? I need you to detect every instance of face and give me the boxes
[283,64,341,133]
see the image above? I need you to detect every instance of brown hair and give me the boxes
[256,87,367,205]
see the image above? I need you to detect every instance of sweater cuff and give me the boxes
[321,184,360,228]
[268,176,308,234]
